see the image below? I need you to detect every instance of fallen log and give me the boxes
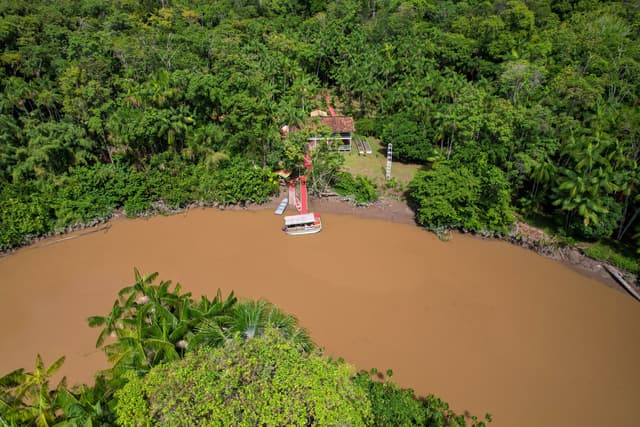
[602,264,640,302]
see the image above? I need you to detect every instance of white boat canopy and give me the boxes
[284,213,317,226]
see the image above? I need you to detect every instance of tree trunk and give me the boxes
[617,207,639,240]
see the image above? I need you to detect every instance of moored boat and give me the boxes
[283,213,322,235]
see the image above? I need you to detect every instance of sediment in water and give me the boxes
[1,208,639,427]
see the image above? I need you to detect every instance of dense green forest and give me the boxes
[1,0,639,261]
[0,271,491,426]
[1,2,639,423]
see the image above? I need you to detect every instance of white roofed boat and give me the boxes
[283,213,322,235]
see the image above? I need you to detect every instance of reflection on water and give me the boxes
[1,208,639,427]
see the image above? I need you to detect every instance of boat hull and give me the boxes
[283,212,322,235]
[284,225,322,235]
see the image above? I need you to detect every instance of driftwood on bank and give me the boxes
[602,264,640,302]
[36,224,112,249]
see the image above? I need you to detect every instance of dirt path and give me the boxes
[1,208,639,427]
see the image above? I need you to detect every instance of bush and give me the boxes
[333,172,379,205]
[52,165,120,226]
[381,113,432,163]
[355,118,382,137]
[114,330,372,426]
[123,195,152,217]
[408,161,514,234]
[583,242,640,275]
[0,157,279,249]
[0,184,52,249]
[198,158,278,205]
[566,197,623,241]
[144,154,200,209]
[354,369,491,427]
[354,370,427,426]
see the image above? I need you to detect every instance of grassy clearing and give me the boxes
[581,240,640,275]
[341,137,421,196]
[523,212,639,275]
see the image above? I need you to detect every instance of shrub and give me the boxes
[333,172,379,205]
[0,182,53,249]
[354,369,491,427]
[52,165,120,226]
[408,161,514,234]
[0,157,279,249]
[114,330,372,426]
[354,118,381,137]
[566,197,623,241]
[354,370,427,426]
[198,158,278,205]
[381,113,432,163]
[583,242,640,274]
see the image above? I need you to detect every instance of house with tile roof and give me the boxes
[308,115,355,151]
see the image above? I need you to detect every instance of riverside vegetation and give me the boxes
[0,0,638,268]
[0,0,639,422]
[0,271,491,426]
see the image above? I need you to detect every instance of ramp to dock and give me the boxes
[274,198,288,215]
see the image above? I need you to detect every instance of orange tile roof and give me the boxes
[319,116,355,133]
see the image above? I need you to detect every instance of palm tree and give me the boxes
[553,167,613,227]
[527,151,557,201]
[226,300,313,352]
[186,290,237,350]
[88,271,312,377]
[102,310,180,375]
[87,300,125,348]
[97,270,191,373]
[89,270,238,374]
[55,375,116,426]
[0,355,66,427]
[190,300,313,352]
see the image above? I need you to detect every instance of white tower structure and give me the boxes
[385,143,393,180]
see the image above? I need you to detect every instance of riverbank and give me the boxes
[238,193,638,298]
[4,191,637,298]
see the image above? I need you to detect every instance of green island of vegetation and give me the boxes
[1,271,492,426]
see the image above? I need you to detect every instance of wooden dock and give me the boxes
[274,198,288,215]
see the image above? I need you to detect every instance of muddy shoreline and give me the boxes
[4,193,637,297]
[248,194,638,297]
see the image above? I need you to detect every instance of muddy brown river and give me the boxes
[1,208,639,427]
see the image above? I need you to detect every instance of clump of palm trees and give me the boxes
[88,269,313,377]
[1,270,313,426]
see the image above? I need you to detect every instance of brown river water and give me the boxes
[1,208,639,427]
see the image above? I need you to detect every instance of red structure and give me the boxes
[288,152,313,214]
[299,176,308,214]
[324,93,336,117]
